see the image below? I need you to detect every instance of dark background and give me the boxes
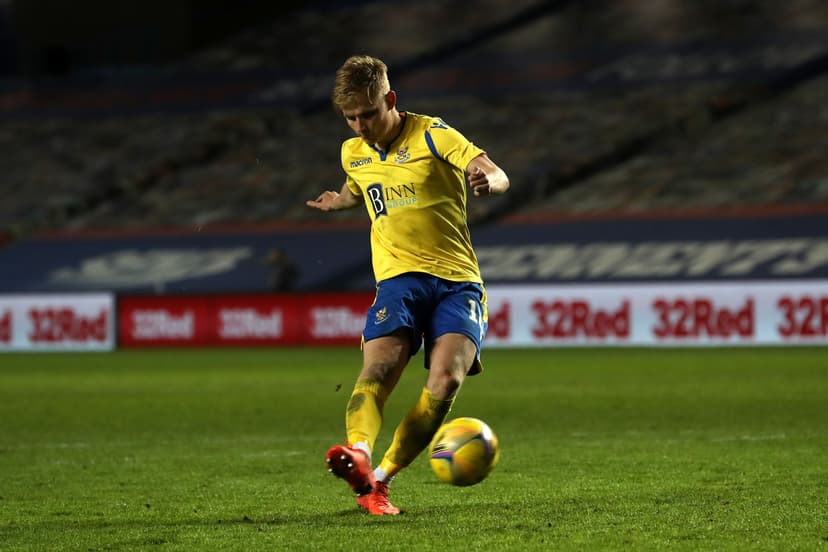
[1,0,312,77]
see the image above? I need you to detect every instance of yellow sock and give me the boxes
[378,387,454,480]
[345,378,388,452]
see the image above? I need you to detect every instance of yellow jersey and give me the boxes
[342,112,485,284]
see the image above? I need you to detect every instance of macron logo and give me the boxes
[351,157,371,169]
[350,157,372,168]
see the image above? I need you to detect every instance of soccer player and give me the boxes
[306,55,510,515]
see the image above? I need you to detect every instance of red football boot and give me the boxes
[325,444,376,497]
[355,481,400,516]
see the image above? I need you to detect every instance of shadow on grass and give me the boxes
[0,498,509,539]
[0,506,420,544]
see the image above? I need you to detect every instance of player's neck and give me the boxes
[374,110,403,153]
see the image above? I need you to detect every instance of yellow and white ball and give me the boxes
[429,417,500,486]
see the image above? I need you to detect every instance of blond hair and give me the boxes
[331,55,390,111]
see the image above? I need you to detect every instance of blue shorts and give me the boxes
[363,272,488,375]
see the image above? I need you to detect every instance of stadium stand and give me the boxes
[1,0,827,237]
[519,74,828,217]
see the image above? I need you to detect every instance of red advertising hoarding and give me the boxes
[118,292,374,347]
[483,281,828,347]
[0,293,115,351]
[116,281,828,349]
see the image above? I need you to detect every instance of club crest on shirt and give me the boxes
[374,307,389,324]
[394,147,411,164]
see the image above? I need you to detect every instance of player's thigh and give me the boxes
[425,332,478,398]
[360,328,412,390]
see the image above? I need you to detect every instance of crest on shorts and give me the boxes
[374,306,388,324]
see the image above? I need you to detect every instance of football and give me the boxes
[428,417,500,486]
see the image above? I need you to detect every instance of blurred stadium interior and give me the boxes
[2,6,826,545]
[0,0,827,290]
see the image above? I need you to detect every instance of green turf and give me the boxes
[0,347,826,551]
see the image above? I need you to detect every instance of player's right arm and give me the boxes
[306,180,361,211]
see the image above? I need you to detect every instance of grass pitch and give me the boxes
[0,347,826,551]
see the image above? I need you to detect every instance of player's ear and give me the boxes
[385,90,396,109]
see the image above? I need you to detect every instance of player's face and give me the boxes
[342,93,392,145]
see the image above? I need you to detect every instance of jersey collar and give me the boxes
[370,112,407,161]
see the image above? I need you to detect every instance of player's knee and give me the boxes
[427,334,477,398]
[428,374,462,400]
[427,363,466,399]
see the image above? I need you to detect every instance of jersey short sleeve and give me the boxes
[424,118,485,173]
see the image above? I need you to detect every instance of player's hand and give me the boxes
[467,167,491,197]
[306,191,340,211]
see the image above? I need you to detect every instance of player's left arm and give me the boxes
[466,154,510,197]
